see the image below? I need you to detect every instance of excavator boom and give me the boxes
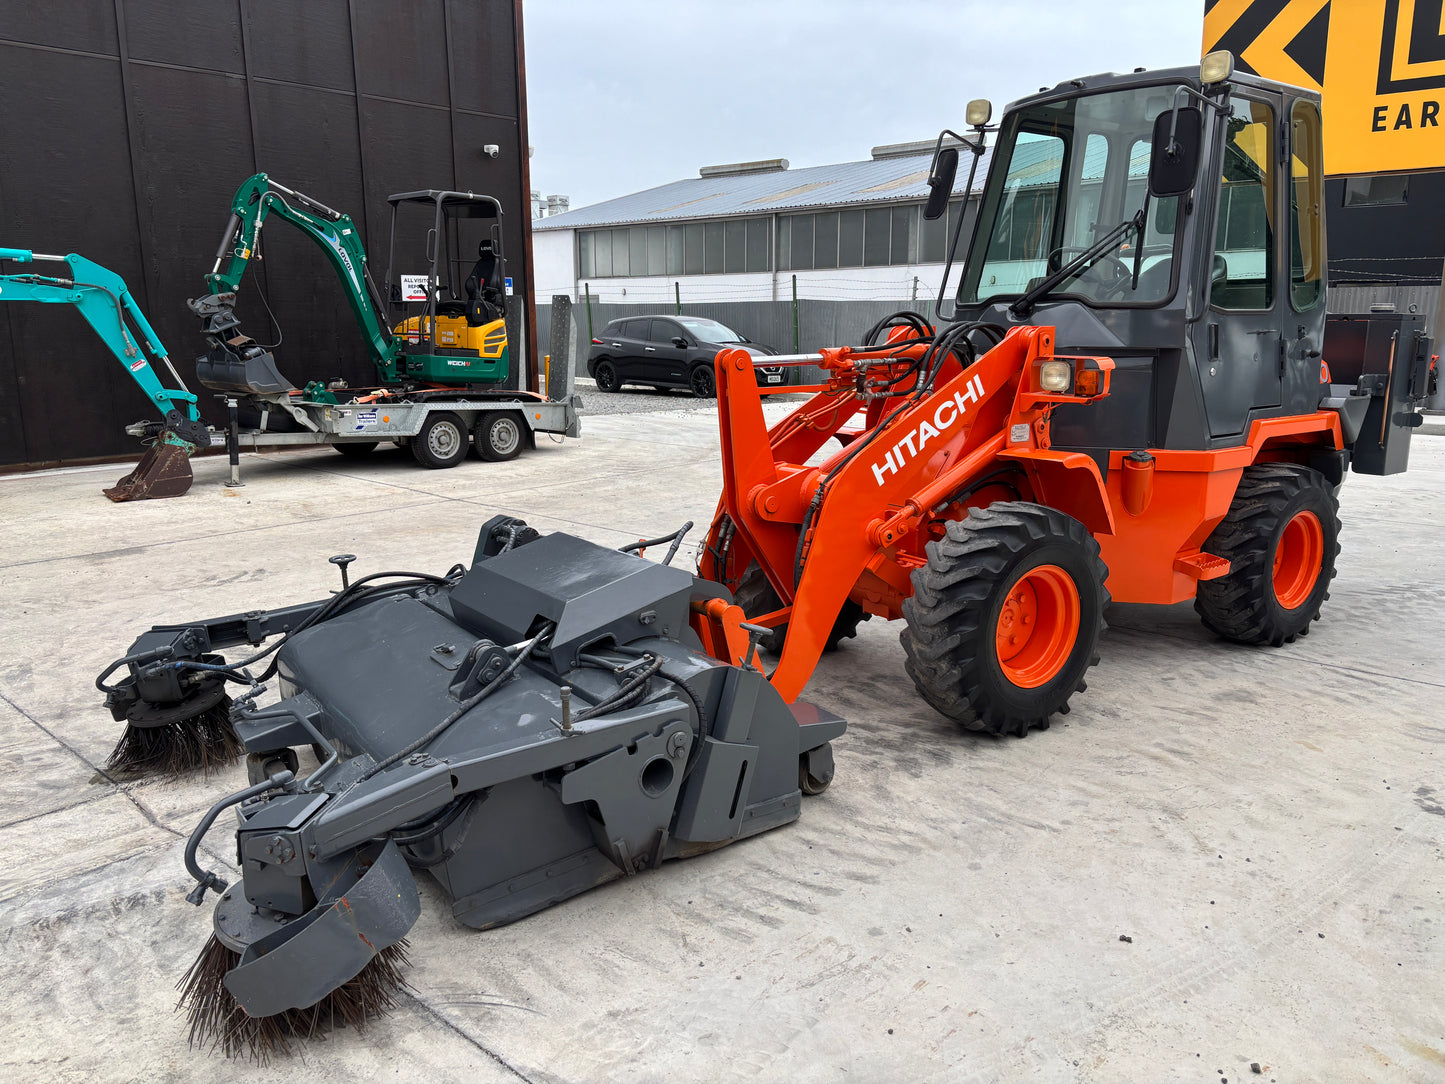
[0,247,205,500]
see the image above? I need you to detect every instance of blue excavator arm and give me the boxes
[0,248,203,430]
[0,248,208,499]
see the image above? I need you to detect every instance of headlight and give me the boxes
[1039,360,1072,392]
[1200,50,1233,85]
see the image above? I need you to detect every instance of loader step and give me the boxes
[1172,551,1231,581]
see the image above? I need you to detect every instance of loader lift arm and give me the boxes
[0,247,206,499]
[195,173,400,384]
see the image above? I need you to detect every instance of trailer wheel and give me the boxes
[900,503,1108,737]
[411,412,469,469]
[333,441,378,458]
[1194,463,1339,646]
[473,412,524,462]
[733,564,870,655]
[594,360,620,393]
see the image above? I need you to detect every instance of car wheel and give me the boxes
[690,365,716,398]
[594,359,620,393]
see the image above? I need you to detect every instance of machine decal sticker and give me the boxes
[871,374,986,485]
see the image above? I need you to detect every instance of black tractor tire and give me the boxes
[1194,463,1339,646]
[333,441,378,458]
[900,502,1108,738]
[690,364,716,399]
[411,412,470,469]
[594,359,620,393]
[733,564,871,655]
[473,412,524,462]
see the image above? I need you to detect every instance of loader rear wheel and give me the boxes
[1194,463,1339,646]
[733,564,870,655]
[900,502,1108,737]
[411,412,469,469]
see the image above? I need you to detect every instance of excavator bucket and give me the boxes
[103,440,194,501]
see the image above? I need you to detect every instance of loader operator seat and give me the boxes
[464,240,506,327]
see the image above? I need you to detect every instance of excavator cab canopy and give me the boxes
[384,190,507,335]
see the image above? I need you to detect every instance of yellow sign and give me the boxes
[1203,0,1445,175]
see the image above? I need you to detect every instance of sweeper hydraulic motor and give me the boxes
[98,516,841,1057]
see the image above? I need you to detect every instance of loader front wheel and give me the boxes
[1194,463,1339,646]
[733,564,870,655]
[900,503,1108,737]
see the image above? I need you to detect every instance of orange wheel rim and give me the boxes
[995,564,1081,688]
[1272,510,1324,610]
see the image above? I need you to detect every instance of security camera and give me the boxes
[483,144,500,159]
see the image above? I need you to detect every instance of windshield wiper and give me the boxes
[1009,208,1145,318]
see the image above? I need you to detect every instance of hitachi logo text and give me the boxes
[871,375,986,486]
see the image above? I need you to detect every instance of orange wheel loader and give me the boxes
[694,51,1437,737]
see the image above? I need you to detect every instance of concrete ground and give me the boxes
[0,407,1441,1083]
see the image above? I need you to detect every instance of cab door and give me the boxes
[1199,94,1283,439]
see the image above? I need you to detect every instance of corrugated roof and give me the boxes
[533,149,995,231]
[535,136,1153,231]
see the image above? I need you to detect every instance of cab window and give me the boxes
[1212,99,1275,311]
[1288,100,1323,311]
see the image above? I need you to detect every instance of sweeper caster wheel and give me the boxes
[900,502,1108,737]
[799,743,835,795]
[733,565,870,656]
[1195,463,1339,646]
[246,747,299,786]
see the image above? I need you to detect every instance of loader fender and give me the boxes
[997,448,1116,537]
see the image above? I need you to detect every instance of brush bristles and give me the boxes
[177,934,412,1062]
[103,699,241,778]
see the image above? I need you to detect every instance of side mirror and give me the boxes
[1148,107,1202,198]
[924,147,959,221]
[672,336,687,349]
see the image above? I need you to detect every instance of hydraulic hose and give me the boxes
[358,623,554,781]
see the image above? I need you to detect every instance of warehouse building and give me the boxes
[532,140,979,313]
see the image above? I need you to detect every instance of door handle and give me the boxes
[644,346,656,352]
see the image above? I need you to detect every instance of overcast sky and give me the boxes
[524,0,1207,211]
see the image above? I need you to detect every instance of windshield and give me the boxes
[676,316,745,343]
[960,85,1184,307]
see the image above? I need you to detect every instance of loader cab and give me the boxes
[384,190,510,385]
[945,58,1328,460]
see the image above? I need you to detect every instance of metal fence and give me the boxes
[537,296,938,379]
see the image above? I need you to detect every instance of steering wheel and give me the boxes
[1045,247,1135,299]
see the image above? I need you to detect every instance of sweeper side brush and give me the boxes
[99,515,844,1058]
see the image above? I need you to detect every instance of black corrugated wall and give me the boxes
[0,0,535,468]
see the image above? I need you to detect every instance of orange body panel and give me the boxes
[700,325,1343,699]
